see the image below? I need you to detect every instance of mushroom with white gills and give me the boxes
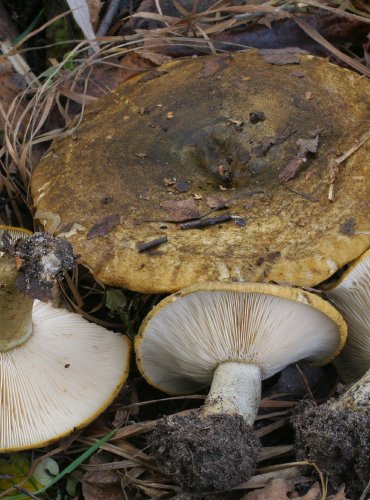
[135,281,346,492]
[325,248,370,383]
[0,226,131,452]
[292,248,370,498]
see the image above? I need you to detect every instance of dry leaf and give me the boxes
[243,478,292,499]
[259,48,308,65]
[82,452,122,500]
[252,129,291,157]
[201,55,230,78]
[279,135,319,182]
[206,195,227,209]
[160,198,201,221]
[87,214,120,239]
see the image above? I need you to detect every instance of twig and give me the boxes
[97,0,121,36]
[295,363,316,403]
[0,40,39,86]
[328,128,370,201]
[180,214,232,229]
[136,236,168,252]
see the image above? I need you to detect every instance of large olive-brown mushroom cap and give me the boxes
[32,51,370,293]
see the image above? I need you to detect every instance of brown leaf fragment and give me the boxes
[87,214,120,239]
[82,452,122,500]
[279,157,306,183]
[243,478,292,499]
[160,198,201,222]
[252,129,291,157]
[200,55,230,78]
[291,70,305,78]
[82,483,123,500]
[297,135,319,154]
[279,135,319,182]
[340,218,356,236]
[259,48,308,65]
[205,195,228,209]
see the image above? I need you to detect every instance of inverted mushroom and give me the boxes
[293,249,370,497]
[0,226,131,451]
[135,281,346,491]
[31,51,370,293]
[325,248,370,383]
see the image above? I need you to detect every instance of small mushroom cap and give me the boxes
[0,301,131,452]
[326,248,370,383]
[135,282,346,394]
[31,52,370,293]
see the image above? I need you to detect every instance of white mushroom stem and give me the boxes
[202,362,261,426]
[0,253,33,351]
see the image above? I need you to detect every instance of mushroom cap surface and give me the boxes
[31,51,370,293]
[135,282,346,394]
[326,248,370,383]
[0,301,131,452]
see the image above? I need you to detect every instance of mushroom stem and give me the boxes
[202,362,261,426]
[0,253,33,351]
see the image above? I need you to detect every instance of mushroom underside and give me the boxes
[0,300,130,451]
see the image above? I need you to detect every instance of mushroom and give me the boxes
[292,369,370,498]
[325,248,370,383]
[292,248,370,497]
[134,281,346,492]
[0,226,131,451]
[31,51,370,294]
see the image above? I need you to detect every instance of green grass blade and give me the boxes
[3,428,117,500]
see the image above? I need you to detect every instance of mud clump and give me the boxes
[292,400,370,498]
[149,411,260,492]
[3,232,77,301]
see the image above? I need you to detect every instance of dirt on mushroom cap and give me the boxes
[31,51,370,293]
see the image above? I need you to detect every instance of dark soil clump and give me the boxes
[149,411,260,492]
[292,400,370,499]
[7,232,77,301]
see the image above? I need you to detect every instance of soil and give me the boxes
[292,400,370,499]
[149,411,260,493]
